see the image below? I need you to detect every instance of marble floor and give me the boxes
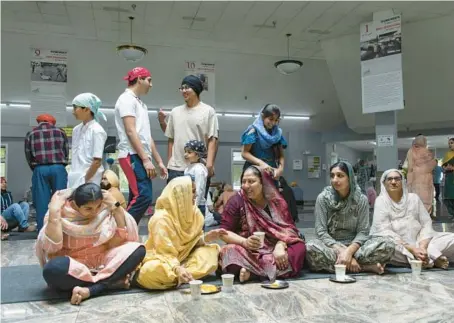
[2,211,454,322]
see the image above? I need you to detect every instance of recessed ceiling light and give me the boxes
[182,17,206,22]
[308,29,331,35]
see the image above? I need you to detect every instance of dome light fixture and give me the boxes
[116,6,147,63]
[274,33,303,75]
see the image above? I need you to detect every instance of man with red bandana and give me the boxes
[114,67,167,224]
[24,114,69,231]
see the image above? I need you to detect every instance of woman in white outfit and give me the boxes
[68,93,107,189]
[370,169,454,269]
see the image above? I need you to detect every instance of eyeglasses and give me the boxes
[386,176,402,183]
[178,85,192,92]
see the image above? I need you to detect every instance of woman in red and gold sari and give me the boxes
[219,166,305,282]
[403,135,436,214]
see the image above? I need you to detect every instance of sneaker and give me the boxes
[18,225,36,232]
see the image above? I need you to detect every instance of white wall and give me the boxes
[1,30,343,131]
[321,14,454,133]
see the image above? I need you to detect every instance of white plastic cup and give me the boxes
[410,260,423,277]
[334,264,347,281]
[221,274,234,293]
[253,232,265,247]
[189,280,203,300]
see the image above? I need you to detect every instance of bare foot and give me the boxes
[434,256,449,269]
[1,233,9,240]
[70,286,90,305]
[239,268,251,283]
[362,263,385,275]
[108,274,131,290]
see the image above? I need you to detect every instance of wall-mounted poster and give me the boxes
[184,61,215,107]
[293,159,303,170]
[360,15,403,114]
[307,156,321,179]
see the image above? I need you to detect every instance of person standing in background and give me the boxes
[165,75,219,185]
[25,114,69,231]
[114,67,167,224]
[68,93,107,189]
[433,159,443,200]
[441,137,454,217]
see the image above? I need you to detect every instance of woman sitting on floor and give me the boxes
[219,166,306,283]
[136,176,227,290]
[306,161,395,275]
[36,183,144,305]
[370,169,454,269]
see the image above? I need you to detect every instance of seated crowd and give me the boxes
[30,161,454,305]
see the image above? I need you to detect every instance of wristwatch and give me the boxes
[112,201,121,210]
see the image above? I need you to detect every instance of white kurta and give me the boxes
[68,120,107,189]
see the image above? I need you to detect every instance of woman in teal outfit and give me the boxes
[240,104,287,180]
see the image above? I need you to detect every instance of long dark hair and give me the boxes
[70,183,103,207]
[261,104,281,119]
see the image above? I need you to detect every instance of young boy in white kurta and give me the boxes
[183,140,208,216]
[68,93,107,189]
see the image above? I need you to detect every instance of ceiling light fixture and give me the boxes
[116,5,147,63]
[274,33,303,75]
[283,115,310,120]
[224,113,254,118]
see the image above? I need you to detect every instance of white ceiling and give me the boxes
[339,135,454,151]
[2,1,454,59]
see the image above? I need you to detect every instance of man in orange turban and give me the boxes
[36,114,56,125]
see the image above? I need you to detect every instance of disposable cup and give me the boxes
[410,260,423,277]
[189,280,203,300]
[253,232,265,247]
[221,274,234,293]
[334,264,347,281]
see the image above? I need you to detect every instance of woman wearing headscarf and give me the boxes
[68,93,107,189]
[370,169,454,269]
[441,137,454,217]
[135,176,227,289]
[36,183,144,305]
[219,166,305,283]
[402,135,436,214]
[306,161,395,274]
[241,104,287,180]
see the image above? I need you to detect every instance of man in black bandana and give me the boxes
[162,75,219,192]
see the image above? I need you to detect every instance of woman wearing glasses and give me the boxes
[370,169,454,269]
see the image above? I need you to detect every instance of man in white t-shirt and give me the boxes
[165,75,219,185]
[114,67,167,224]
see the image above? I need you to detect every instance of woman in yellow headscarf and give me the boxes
[136,176,227,289]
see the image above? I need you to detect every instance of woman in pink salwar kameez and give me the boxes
[219,166,306,282]
[36,183,144,305]
[404,135,436,214]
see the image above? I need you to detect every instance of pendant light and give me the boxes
[274,33,303,75]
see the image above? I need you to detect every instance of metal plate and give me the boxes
[181,284,222,295]
[261,280,289,289]
[329,275,357,284]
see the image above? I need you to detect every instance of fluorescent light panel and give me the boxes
[223,113,254,118]
[283,115,310,120]
[9,103,31,108]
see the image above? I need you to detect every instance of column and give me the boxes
[375,111,398,194]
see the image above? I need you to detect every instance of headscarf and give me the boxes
[181,75,203,96]
[144,176,204,263]
[123,67,151,82]
[104,169,119,188]
[442,138,454,165]
[377,169,408,217]
[184,140,207,163]
[239,166,303,248]
[72,93,107,122]
[319,161,363,212]
[36,114,56,125]
[36,188,138,267]
[243,106,284,150]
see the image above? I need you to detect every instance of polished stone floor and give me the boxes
[2,207,454,322]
